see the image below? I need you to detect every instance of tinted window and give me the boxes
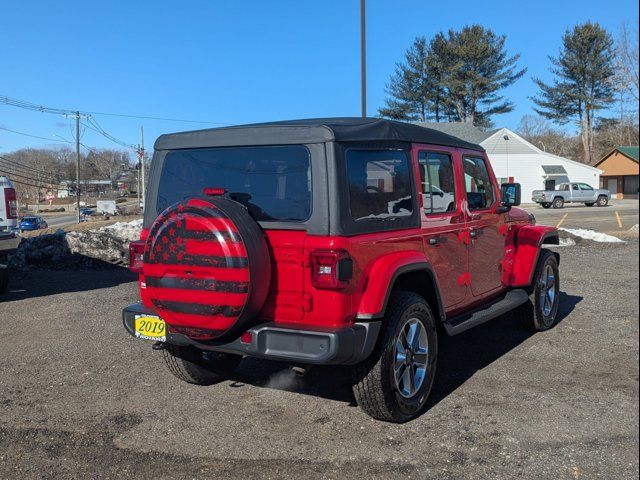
[157,146,311,222]
[572,184,579,191]
[463,156,495,210]
[419,152,456,214]
[346,150,413,221]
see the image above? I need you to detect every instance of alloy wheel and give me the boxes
[539,264,557,318]
[393,318,429,398]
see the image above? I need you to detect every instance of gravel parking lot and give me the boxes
[0,239,638,479]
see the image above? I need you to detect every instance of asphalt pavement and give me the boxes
[522,199,639,233]
[0,238,638,479]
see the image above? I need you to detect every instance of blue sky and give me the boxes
[0,0,637,154]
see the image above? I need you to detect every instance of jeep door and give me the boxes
[462,154,505,298]
[415,147,467,308]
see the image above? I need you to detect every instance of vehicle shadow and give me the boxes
[1,264,136,302]
[229,291,583,413]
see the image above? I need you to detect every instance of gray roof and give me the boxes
[420,122,498,145]
[541,165,568,175]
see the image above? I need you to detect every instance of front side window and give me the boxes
[419,152,456,214]
[579,183,594,191]
[346,150,413,221]
[157,145,311,222]
[463,156,495,210]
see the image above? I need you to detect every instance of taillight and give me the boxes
[4,188,17,219]
[311,250,353,290]
[129,240,146,273]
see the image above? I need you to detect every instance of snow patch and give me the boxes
[9,219,143,269]
[628,224,639,234]
[560,228,624,243]
[556,237,577,247]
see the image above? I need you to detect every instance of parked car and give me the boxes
[122,118,561,423]
[0,230,20,294]
[532,182,610,209]
[80,208,95,216]
[19,216,48,231]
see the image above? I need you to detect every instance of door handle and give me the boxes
[469,229,479,239]
[429,236,446,246]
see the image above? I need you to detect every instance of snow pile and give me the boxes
[628,224,639,234]
[560,228,625,243]
[556,237,577,247]
[9,219,143,269]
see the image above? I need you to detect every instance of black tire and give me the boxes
[596,195,609,207]
[162,344,242,385]
[352,291,438,423]
[0,268,8,294]
[552,197,564,209]
[541,203,552,209]
[585,202,595,207]
[514,249,560,331]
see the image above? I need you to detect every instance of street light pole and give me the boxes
[75,111,81,223]
[360,0,367,118]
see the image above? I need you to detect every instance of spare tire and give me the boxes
[142,196,271,340]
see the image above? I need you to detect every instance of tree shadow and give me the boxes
[227,291,584,414]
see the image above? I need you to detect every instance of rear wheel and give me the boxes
[514,249,560,331]
[552,197,564,209]
[597,195,609,207]
[162,344,242,385]
[541,203,552,209]
[352,291,438,423]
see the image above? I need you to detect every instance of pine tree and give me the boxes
[532,22,616,164]
[379,26,524,126]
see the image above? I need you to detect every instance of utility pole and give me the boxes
[75,111,81,223]
[140,125,145,212]
[360,0,367,117]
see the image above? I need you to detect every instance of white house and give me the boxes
[424,123,602,202]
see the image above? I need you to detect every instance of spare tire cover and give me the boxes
[142,196,271,339]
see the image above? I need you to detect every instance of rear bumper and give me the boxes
[122,302,381,366]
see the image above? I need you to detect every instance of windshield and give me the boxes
[157,145,311,222]
[22,217,37,222]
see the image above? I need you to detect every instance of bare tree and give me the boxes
[615,21,639,103]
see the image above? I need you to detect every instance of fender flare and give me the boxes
[356,251,445,322]
[511,225,559,287]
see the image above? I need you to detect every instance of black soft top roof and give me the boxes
[154,117,484,152]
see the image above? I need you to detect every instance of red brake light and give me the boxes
[203,187,226,197]
[311,250,353,290]
[4,188,17,219]
[129,240,146,273]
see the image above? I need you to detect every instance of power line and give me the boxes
[0,166,59,187]
[0,126,71,144]
[0,155,64,179]
[1,94,231,125]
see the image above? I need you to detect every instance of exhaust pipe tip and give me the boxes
[291,365,311,377]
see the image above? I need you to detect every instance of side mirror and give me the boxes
[498,183,521,212]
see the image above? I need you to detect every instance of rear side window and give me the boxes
[418,152,456,214]
[463,156,495,210]
[157,145,311,222]
[345,150,413,221]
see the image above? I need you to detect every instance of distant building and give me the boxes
[423,123,602,201]
[593,147,639,199]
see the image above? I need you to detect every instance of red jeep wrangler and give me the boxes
[123,118,560,422]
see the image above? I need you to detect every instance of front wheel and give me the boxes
[162,344,242,385]
[597,196,609,207]
[541,203,552,209]
[352,291,438,423]
[585,202,595,207]
[514,249,560,331]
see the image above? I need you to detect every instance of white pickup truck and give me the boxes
[532,182,610,209]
